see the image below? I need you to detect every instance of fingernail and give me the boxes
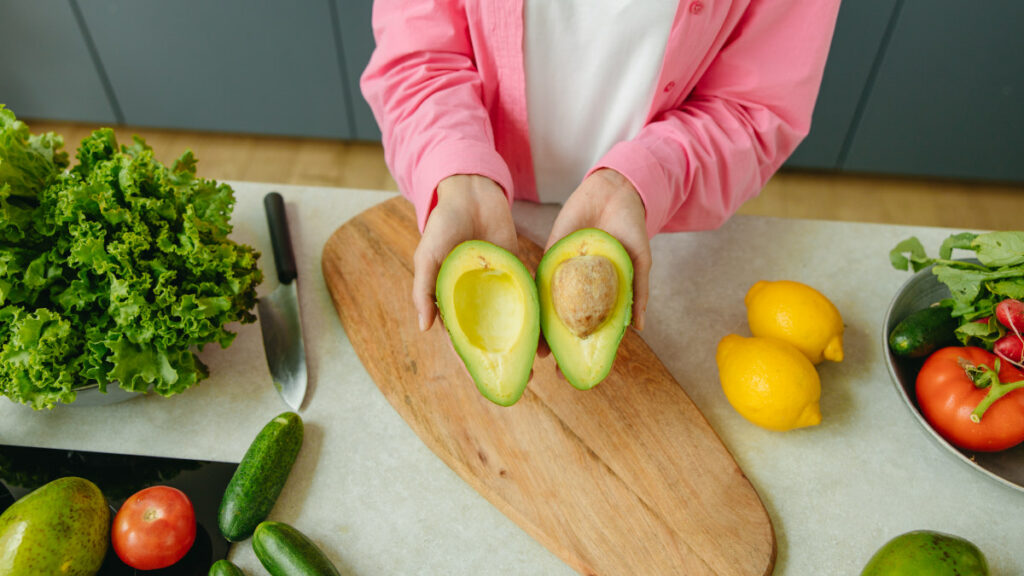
[418,314,427,331]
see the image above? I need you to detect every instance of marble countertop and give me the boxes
[1,181,1021,575]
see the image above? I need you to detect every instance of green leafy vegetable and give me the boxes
[890,230,1024,348]
[0,105,262,409]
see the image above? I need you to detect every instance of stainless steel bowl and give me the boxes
[63,382,146,407]
[883,263,1024,493]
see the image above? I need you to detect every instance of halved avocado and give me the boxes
[536,228,633,390]
[436,240,540,406]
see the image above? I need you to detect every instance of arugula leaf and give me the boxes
[889,237,931,272]
[891,231,1024,355]
[933,264,1024,316]
[987,278,1024,299]
[972,231,1024,268]
[955,317,1003,348]
[939,232,977,260]
[0,107,262,409]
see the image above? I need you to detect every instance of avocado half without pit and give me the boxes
[537,228,633,390]
[436,240,540,406]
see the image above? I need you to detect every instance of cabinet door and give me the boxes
[336,0,381,141]
[842,1,1024,182]
[78,0,352,139]
[785,0,899,170]
[0,0,117,124]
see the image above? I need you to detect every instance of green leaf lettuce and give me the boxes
[0,106,261,408]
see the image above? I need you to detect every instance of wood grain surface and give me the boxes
[321,197,775,575]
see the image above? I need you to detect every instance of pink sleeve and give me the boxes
[593,1,841,238]
[359,0,513,232]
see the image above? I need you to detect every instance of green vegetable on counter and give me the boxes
[209,559,248,576]
[218,411,304,542]
[253,521,341,576]
[890,231,1024,348]
[0,105,262,408]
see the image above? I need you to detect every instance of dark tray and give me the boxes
[0,443,238,575]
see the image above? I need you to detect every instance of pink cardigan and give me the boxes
[361,0,841,237]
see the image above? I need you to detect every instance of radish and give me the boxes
[994,333,1024,366]
[995,298,1024,333]
[994,298,1024,368]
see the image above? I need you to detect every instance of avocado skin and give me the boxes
[0,476,110,576]
[861,530,988,576]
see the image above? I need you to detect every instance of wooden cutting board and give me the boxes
[322,197,775,575]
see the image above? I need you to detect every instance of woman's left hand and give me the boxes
[544,168,651,338]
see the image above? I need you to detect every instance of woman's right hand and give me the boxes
[413,174,517,332]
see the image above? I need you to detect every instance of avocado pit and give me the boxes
[552,254,618,338]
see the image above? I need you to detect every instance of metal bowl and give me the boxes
[883,263,1024,494]
[62,382,146,407]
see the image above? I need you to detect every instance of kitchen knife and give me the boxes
[258,192,308,410]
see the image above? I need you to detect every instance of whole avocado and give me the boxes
[861,530,988,576]
[0,476,110,576]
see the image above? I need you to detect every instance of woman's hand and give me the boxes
[545,168,651,332]
[413,174,517,331]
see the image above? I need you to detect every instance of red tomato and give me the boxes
[916,346,1024,452]
[112,485,196,570]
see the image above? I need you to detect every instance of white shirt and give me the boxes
[524,0,677,203]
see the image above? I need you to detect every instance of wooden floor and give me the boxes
[26,119,1024,231]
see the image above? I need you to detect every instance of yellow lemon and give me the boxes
[716,334,822,431]
[744,280,844,365]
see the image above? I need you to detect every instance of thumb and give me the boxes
[545,206,590,252]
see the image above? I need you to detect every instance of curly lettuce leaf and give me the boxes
[0,104,69,245]
[0,108,261,409]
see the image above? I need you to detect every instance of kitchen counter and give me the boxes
[0,181,1020,575]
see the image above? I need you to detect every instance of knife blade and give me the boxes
[257,191,308,410]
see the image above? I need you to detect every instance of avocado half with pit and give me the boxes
[436,240,540,406]
[537,228,633,390]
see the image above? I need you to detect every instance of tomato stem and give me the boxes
[970,363,1024,423]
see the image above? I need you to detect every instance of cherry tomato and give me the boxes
[111,485,196,570]
[916,346,1024,452]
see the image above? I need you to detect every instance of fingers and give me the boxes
[412,241,442,331]
[489,214,519,256]
[414,175,516,332]
[545,199,591,251]
[631,250,651,331]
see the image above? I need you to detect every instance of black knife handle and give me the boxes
[264,192,297,284]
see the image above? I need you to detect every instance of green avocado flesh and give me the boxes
[0,477,110,576]
[436,241,540,406]
[861,530,989,576]
[537,228,633,390]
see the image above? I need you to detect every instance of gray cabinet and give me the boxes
[78,0,353,139]
[841,0,1024,182]
[0,0,116,124]
[786,0,899,171]
[336,0,379,141]
[3,1,1021,182]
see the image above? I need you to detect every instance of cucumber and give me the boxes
[218,411,304,542]
[209,559,247,576]
[889,305,959,358]
[253,521,340,576]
